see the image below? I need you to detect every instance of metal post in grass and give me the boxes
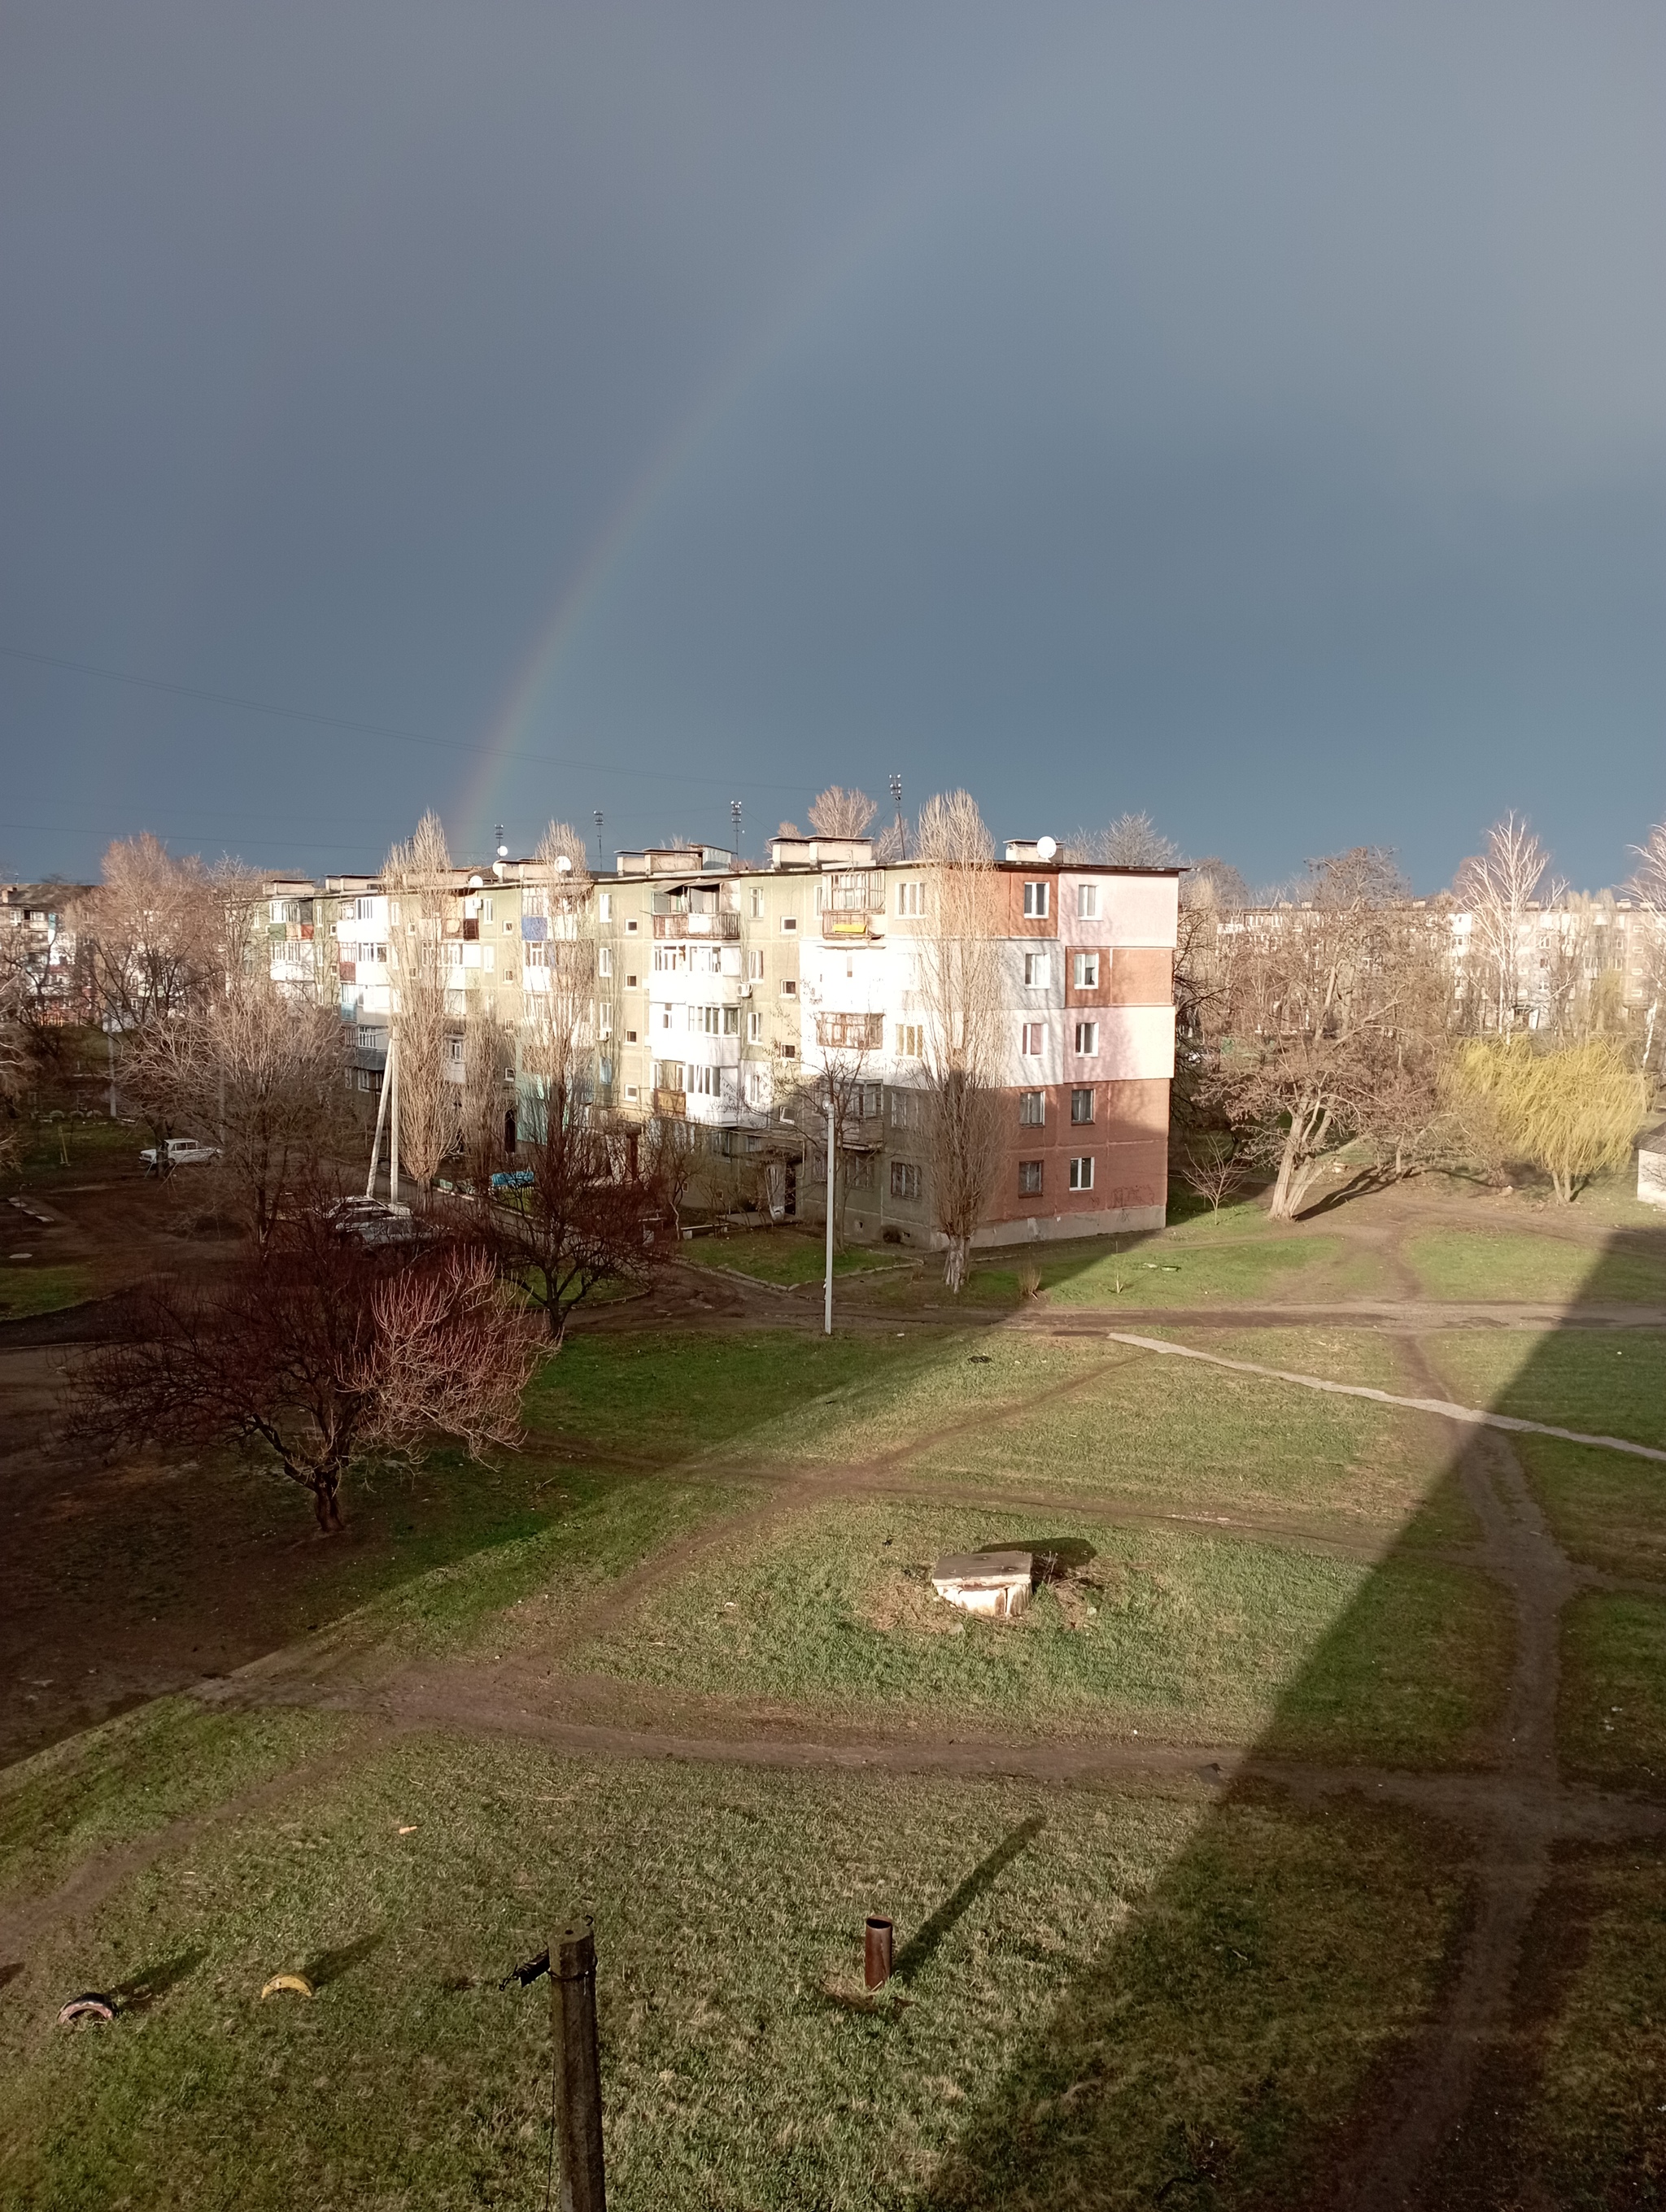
[865,1915,893,1991]
[824,1095,835,1336]
[550,1919,607,2212]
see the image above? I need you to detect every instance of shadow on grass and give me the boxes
[895,1815,1047,1985]
[301,1927,386,1991]
[111,1946,207,2014]
[907,1215,1666,2210]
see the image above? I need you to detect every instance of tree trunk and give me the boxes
[311,1475,344,1532]
[942,1233,970,1294]
[1267,1098,1332,1221]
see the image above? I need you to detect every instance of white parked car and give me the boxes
[324,1196,417,1244]
[139,1137,221,1172]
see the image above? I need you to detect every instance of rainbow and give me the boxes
[453,123,992,853]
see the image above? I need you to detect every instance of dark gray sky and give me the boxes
[3,1,1664,890]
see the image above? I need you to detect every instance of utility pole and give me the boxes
[593,810,605,871]
[388,1030,399,1204]
[730,797,743,859]
[889,773,906,860]
[824,1092,835,1336]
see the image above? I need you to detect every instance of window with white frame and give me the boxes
[598,1004,613,1039]
[1023,951,1050,987]
[483,946,495,971]
[780,915,798,933]
[624,1082,639,1101]
[1018,1160,1044,1196]
[890,1086,925,1130]
[482,897,494,923]
[1077,882,1099,920]
[1069,1156,1095,1191]
[747,1009,762,1042]
[600,891,613,922]
[781,977,798,998]
[652,1060,685,1093]
[626,917,639,934]
[598,946,612,977]
[890,1159,923,1201]
[1074,1020,1098,1054]
[1018,1089,1045,1126]
[1021,1021,1044,1056]
[895,880,924,917]
[749,886,765,919]
[746,950,764,980]
[1023,881,1050,918]
[659,1007,674,1030]
[446,1034,464,1064]
[746,1065,769,1106]
[1071,1086,1094,1124]
[1073,951,1100,989]
[896,1022,923,1058]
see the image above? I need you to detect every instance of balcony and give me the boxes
[652,912,740,941]
[652,1089,687,1117]
[821,912,878,940]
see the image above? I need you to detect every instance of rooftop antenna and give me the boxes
[730,797,743,857]
[889,773,907,860]
[593,809,604,869]
[493,825,508,880]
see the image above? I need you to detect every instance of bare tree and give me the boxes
[1174,1133,1246,1221]
[460,1002,512,1192]
[913,791,1002,1291]
[1453,814,1563,1035]
[787,988,883,1249]
[82,1220,542,1531]
[1075,812,1184,868]
[1207,850,1442,1218]
[384,812,456,1191]
[471,822,660,1338]
[807,786,878,839]
[1626,821,1666,1070]
[121,980,354,1245]
[81,834,217,1034]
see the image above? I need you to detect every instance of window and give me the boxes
[896,1022,923,1058]
[482,897,493,923]
[749,886,765,919]
[1073,951,1100,990]
[890,1086,925,1131]
[1069,1156,1095,1191]
[625,1029,639,1044]
[505,918,514,934]
[600,892,613,922]
[1018,1089,1045,1126]
[598,1005,613,1039]
[688,1064,724,1099]
[446,1035,465,1065]
[1023,951,1050,987]
[890,1160,923,1201]
[747,1009,762,1042]
[652,1061,685,1093]
[624,1082,639,1102]
[598,946,613,977]
[747,950,764,980]
[1018,1160,1044,1197]
[1023,881,1050,918]
[356,1026,380,1050]
[746,1065,770,1107]
[626,973,637,988]
[1071,1086,1094,1125]
[895,880,924,917]
[780,915,798,933]
[660,1007,674,1030]
[1021,1021,1044,1056]
[861,1082,883,1118]
[1077,882,1099,920]
[626,917,639,934]
[778,1042,798,1060]
[1074,1020,1098,1054]
[781,978,798,998]
[483,946,495,971]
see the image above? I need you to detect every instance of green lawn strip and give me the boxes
[1403,1227,1666,1306]
[565,1498,1510,1766]
[0,1263,97,1318]
[1556,1592,1666,1796]
[0,1700,349,1909]
[681,1230,901,1285]
[1464,1843,1666,2208]
[0,1740,1466,2212]
[1424,1328,1666,1452]
[526,1327,943,1464]
[1040,1233,1351,1309]
[896,1331,1469,1535]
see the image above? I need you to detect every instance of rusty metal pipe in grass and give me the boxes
[864,1916,894,1992]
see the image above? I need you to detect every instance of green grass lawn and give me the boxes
[1424,1328,1666,1453]
[0,1733,1468,2212]
[1557,1592,1666,1796]
[0,1262,96,1318]
[561,1496,1511,1766]
[1403,1227,1666,1305]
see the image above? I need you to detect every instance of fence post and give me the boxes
[550,1919,606,2212]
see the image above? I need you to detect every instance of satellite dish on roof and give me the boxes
[468,873,484,888]
[1036,835,1058,861]
[555,854,572,874]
